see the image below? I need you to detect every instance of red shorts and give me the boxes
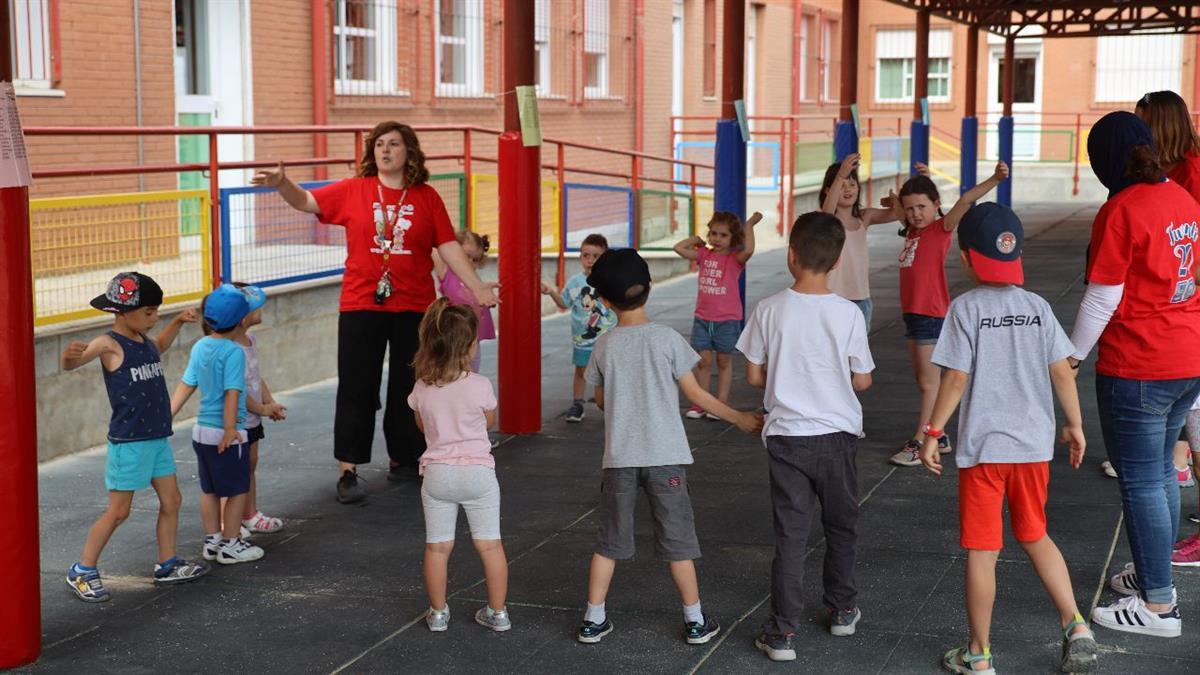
[958,462,1049,551]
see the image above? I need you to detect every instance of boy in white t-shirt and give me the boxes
[735,211,875,662]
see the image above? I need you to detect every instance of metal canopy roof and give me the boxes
[882,2,1200,38]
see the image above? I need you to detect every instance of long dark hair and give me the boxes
[357,121,430,186]
[819,162,863,218]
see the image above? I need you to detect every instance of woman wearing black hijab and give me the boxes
[1068,111,1200,638]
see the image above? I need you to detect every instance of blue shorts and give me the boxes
[691,318,741,354]
[193,440,252,497]
[105,438,176,491]
[573,345,593,369]
[903,313,945,345]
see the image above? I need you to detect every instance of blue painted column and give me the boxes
[997,116,1014,206]
[714,119,747,318]
[910,120,929,175]
[960,116,978,194]
[834,122,858,162]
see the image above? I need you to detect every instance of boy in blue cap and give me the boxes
[918,203,1098,674]
[171,284,264,565]
[62,272,210,602]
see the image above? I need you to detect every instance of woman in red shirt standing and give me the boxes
[1069,111,1200,639]
[252,122,497,504]
[1136,90,1200,202]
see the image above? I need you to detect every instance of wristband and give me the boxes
[922,424,945,440]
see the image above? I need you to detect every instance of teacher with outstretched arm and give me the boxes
[252,121,497,504]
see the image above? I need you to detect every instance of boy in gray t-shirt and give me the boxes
[577,248,762,647]
[919,203,1098,674]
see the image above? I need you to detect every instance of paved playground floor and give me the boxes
[27,202,1200,673]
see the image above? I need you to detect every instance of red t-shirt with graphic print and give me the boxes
[312,177,457,313]
[1087,180,1200,379]
[1167,151,1200,205]
[899,218,953,318]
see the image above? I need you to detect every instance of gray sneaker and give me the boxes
[475,606,512,632]
[565,400,585,423]
[153,557,210,585]
[426,606,450,632]
[336,469,366,504]
[830,607,861,636]
[755,632,796,661]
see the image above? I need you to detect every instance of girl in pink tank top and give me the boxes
[435,231,495,372]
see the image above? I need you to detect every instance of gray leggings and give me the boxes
[421,464,501,543]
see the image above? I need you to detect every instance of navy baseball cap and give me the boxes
[587,248,651,307]
[958,202,1024,285]
[90,272,164,313]
[203,284,251,331]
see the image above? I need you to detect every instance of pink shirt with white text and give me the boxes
[694,247,745,322]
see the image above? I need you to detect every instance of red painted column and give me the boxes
[721,0,745,120]
[0,69,41,671]
[498,0,541,434]
[914,9,928,122]
[838,0,858,124]
[311,0,328,180]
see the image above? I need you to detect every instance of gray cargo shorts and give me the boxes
[595,465,702,562]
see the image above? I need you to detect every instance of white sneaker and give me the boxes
[217,538,264,565]
[426,606,450,632]
[1091,594,1181,638]
[1101,460,1118,478]
[1109,562,1141,596]
[889,440,923,467]
[685,405,705,419]
[202,538,221,561]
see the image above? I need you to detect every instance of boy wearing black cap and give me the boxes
[918,204,1099,673]
[171,284,264,565]
[577,248,763,646]
[61,272,209,602]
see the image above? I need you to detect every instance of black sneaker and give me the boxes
[755,632,796,661]
[577,618,614,643]
[684,613,720,644]
[386,463,420,482]
[937,435,952,454]
[829,607,861,636]
[1190,512,1199,524]
[565,400,585,423]
[337,470,366,504]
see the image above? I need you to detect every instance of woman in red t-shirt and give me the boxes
[1069,111,1200,638]
[1136,90,1200,203]
[252,121,497,504]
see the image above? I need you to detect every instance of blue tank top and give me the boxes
[103,331,172,442]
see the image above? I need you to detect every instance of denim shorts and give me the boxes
[691,318,741,353]
[105,438,176,491]
[902,313,944,344]
[193,440,251,497]
[852,298,874,331]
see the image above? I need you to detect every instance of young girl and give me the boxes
[434,231,496,372]
[673,211,760,419]
[889,161,1009,467]
[407,299,509,633]
[819,153,905,328]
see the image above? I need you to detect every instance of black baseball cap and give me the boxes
[958,202,1024,285]
[587,248,651,308]
[90,272,164,313]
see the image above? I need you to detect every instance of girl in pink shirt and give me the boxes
[673,211,760,419]
[434,231,496,372]
[407,299,510,632]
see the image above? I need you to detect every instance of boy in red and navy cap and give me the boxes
[918,203,1099,673]
[61,272,209,602]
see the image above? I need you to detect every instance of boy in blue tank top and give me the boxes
[61,272,210,602]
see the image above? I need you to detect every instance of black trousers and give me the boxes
[334,310,426,467]
[762,433,860,636]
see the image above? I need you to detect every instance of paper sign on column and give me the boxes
[516,85,542,147]
[0,83,32,189]
[734,100,751,143]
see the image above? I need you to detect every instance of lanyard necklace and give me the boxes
[374,179,408,304]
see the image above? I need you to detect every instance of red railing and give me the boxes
[24,124,713,289]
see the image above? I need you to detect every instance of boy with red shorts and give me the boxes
[919,203,1099,674]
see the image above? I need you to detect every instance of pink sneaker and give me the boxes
[1177,466,1196,488]
[685,405,706,420]
[1171,536,1200,566]
[1173,531,1200,553]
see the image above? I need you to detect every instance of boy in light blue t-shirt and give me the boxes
[171,284,264,566]
[541,233,617,422]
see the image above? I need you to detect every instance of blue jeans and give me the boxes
[1096,375,1200,604]
[852,298,873,331]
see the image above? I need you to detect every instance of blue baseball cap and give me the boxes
[958,202,1024,285]
[239,284,267,312]
[203,284,251,331]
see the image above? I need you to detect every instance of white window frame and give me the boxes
[798,14,809,102]
[584,0,610,99]
[9,0,63,97]
[1094,34,1183,103]
[821,20,833,102]
[534,0,552,97]
[333,0,400,96]
[874,28,952,104]
[435,0,485,97]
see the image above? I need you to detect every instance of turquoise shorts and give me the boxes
[105,438,177,491]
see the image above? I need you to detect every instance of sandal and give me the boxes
[943,646,995,675]
[1059,618,1099,673]
[242,511,284,534]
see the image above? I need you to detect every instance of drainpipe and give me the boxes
[791,0,801,115]
[635,0,643,153]
[311,0,329,179]
[134,0,144,191]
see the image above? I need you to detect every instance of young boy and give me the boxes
[735,212,875,662]
[541,233,617,422]
[63,272,210,602]
[171,284,264,565]
[918,203,1099,673]
[576,248,763,645]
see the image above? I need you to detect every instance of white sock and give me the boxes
[683,601,703,624]
[584,602,606,624]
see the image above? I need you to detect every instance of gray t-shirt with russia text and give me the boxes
[932,285,1075,468]
[585,322,701,469]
